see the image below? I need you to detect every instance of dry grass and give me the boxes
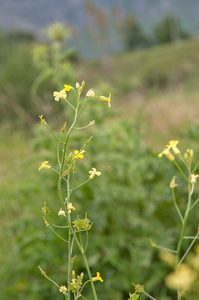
[116,86,199,150]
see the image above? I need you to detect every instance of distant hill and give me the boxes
[0,0,199,57]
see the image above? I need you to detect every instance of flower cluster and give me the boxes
[52,83,111,108]
[72,214,92,231]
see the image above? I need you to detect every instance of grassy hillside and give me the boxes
[78,37,199,148]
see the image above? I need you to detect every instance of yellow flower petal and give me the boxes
[166,140,180,155]
[63,84,73,91]
[38,161,51,171]
[170,176,178,188]
[73,150,85,160]
[53,90,66,101]
[59,285,67,294]
[191,174,199,184]
[89,168,101,179]
[100,94,111,107]
[158,148,175,161]
[86,88,95,98]
[67,202,76,213]
[92,272,103,282]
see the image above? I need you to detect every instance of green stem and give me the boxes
[67,173,72,300]
[151,241,176,253]
[189,197,199,211]
[192,160,199,173]
[39,268,68,299]
[176,180,192,257]
[70,228,98,300]
[49,221,69,228]
[179,229,199,266]
[143,291,157,300]
[45,122,65,144]
[44,217,68,243]
[80,280,90,293]
[173,160,188,182]
[84,230,89,253]
[72,178,90,191]
[172,188,183,224]
[63,98,75,110]
[176,169,192,299]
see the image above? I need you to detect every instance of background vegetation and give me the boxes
[1,18,199,300]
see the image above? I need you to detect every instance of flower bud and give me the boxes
[76,82,80,89]
[170,176,178,188]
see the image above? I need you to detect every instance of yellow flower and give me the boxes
[86,88,95,98]
[158,148,175,161]
[170,176,178,188]
[89,168,101,179]
[166,140,180,155]
[38,161,51,171]
[165,264,197,291]
[63,84,73,91]
[92,272,103,282]
[159,250,176,268]
[73,150,85,160]
[191,174,199,184]
[53,90,67,101]
[100,93,111,107]
[67,202,76,213]
[59,285,67,294]
[58,208,66,217]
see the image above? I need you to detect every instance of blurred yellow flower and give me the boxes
[191,174,199,184]
[166,140,180,155]
[92,272,103,282]
[158,148,175,161]
[38,161,51,171]
[73,150,85,160]
[159,250,176,267]
[100,93,111,107]
[170,176,178,188]
[67,202,76,213]
[53,90,67,101]
[63,84,73,91]
[165,264,197,291]
[89,168,101,179]
[58,208,66,217]
[59,285,67,294]
[86,88,95,98]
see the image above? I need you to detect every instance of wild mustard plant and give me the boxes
[31,23,75,96]
[131,140,199,300]
[38,81,111,300]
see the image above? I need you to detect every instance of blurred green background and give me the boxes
[1,1,199,300]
